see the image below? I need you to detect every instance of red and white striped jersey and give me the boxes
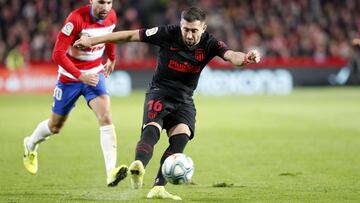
[52,5,117,83]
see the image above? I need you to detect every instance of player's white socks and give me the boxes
[27,119,53,151]
[100,124,117,177]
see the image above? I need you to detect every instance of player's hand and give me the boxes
[79,73,99,87]
[104,59,116,77]
[245,50,261,64]
[74,36,93,49]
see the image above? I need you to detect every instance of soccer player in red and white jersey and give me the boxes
[23,0,128,187]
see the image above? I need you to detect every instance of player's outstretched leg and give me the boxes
[155,134,189,185]
[23,119,53,174]
[147,186,182,200]
[107,165,128,187]
[129,160,145,189]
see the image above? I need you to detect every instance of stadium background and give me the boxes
[1,0,360,94]
[0,0,359,202]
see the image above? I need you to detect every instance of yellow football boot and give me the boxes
[23,137,38,174]
[128,160,145,189]
[147,186,182,200]
[107,165,128,187]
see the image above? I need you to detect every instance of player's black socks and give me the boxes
[135,125,160,167]
[154,133,190,186]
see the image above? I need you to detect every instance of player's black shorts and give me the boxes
[142,92,196,139]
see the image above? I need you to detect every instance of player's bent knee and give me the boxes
[48,121,64,134]
[49,126,62,134]
[49,113,68,134]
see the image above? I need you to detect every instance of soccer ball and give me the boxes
[161,153,194,185]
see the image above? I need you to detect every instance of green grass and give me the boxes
[1,87,360,202]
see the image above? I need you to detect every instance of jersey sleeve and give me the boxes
[105,10,117,61]
[139,25,175,46]
[208,37,230,60]
[52,12,82,78]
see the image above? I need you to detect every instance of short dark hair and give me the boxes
[181,7,206,22]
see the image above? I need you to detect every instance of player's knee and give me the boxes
[49,125,62,134]
[169,123,191,137]
[97,112,113,125]
[144,122,162,133]
[170,132,191,138]
[142,124,161,137]
[48,120,64,134]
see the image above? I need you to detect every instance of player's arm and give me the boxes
[223,50,261,67]
[210,38,260,67]
[53,15,99,86]
[53,40,99,86]
[74,30,140,48]
[75,25,172,48]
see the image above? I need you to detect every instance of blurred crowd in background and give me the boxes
[0,0,359,68]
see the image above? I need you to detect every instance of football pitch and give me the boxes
[0,87,359,202]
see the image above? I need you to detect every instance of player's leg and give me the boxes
[26,113,69,148]
[129,122,162,189]
[23,113,68,174]
[129,93,169,189]
[86,74,127,187]
[135,122,162,167]
[146,123,190,200]
[148,103,195,200]
[23,82,80,174]
[154,123,191,185]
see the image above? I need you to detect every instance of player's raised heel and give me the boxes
[23,137,38,174]
[147,186,182,200]
[107,165,128,187]
[129,160,145,189]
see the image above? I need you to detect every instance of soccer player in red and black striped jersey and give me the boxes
[23,0,127,187]
[75,7,260,200]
